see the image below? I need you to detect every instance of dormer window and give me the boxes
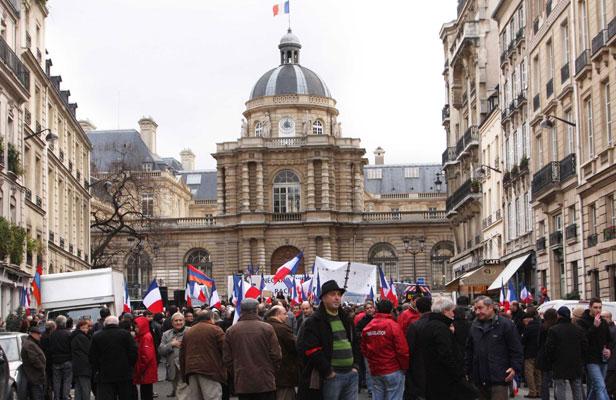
[142,162,153,171]
[255,121,263,137]
[312,120,323,135]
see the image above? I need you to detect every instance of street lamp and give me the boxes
[402,236,425,283]
[434,172,443,192]
[24,128,59,143]
[540,114,577,129]
[477,164,502,175]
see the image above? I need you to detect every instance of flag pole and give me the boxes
[288,0,291,30]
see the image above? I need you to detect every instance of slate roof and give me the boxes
[250,64,331,100]
[363,164,446,195]
[177,170,217,201]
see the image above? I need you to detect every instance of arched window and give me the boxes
[255,121,263,137]
[273,170,300,213]
[184,248,212,277]
[430,241,454,289]
[126,252,152,299]
[312,120,323,135]
[368,243,399,280]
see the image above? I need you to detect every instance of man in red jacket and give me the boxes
[361,300,409,400]
[397,296,421,336]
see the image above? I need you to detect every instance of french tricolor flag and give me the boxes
[210,282,221,310]
[378,266,390,300]
[143,279,164,314]
[123,280,131,313]
[273,251,303,283]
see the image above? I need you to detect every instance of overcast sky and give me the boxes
[45,0,458,170]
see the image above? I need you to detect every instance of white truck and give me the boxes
[41,268,125,321]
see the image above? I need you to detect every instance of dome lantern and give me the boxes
[279,28,301,65]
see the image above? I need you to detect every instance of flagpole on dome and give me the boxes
[287,0,291,31]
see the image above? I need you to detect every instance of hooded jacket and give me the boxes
[133,316,158,385]
[360,313,409,376]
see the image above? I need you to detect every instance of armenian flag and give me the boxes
[187,264,214,287]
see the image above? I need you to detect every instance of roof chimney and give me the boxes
[180,148,196,171]
[374,147,385,165]
[79,119,96,133]
[138,116,158,154]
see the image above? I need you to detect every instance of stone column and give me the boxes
[256,162,264,212]
[306,160,315,210]
[323,237,332,259]
[241,163,249,212]
[354,164,363,211]
[258,239,266,272]
[321,160,330,209]
[241,238,251,270]
[226,166,237,214]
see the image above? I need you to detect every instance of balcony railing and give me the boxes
[533,17,539,35]
[362,210,446,222]
[271,213,302,222]
[533,94,540,111]
[25,32,31,49]
[561,63,570,84]
[592,30,607,56]
[546,0,553,16]
[267,137,306,147]
[549,231,563,247]
[532,161,559,198]
[25,188,31,202]
[588,234,598,247]
[517,90,527,105]
[59,237,65,249]
[24,109,31,126]
[446,179,480,213]
[159,217,217,228]
[442,104,450,123]
[559,153,576,182]
[35,195,42,208]
[59,150,64,161]
[0,35,29,90]
[575,50,590,76]
[605,226,616,241]
[565,223,577,241]
[49,231,54,244]
[537,237,547,252]
[69,244,74,253]
[546,79,554,98]
[68,161,73,171]
[609,16,616,43]
[442,147,456,165]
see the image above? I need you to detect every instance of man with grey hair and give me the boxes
[465,295,523,400]
[89,315,137,400]
[224,298,282,400]
[266,305,299,399]
[419,295,473,399]
[49,315,72,400]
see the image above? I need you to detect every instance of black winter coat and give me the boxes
[521,318,541,359]
[48,328,72,364]
[535,324,552,371]
[465,315,523,387]
[545,318,588,379]
[453,312,471,355]
[70,330,91,377]
[423,313,473,400]
[89,325,137,383]
[406,312,431,399]
[296,304,357,399]
[577,309,612,364]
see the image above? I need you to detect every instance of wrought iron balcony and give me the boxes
[605,226,616,241]
[565,223,577,241]
[76,170,81,181]
[588,233,598,248]
[25,32,31,49]
[532,161,559,198]
[25,188,31,202]
[0,35,29,90]
[575,50,590,77]
[609,17,616,44]
[546,0,552,16]
[533,94,540,111]
[49,231,54,243]
[592,30,607,56]
[559,153,576,182]
[537,237,547,252]
[59,237,65,249]
[517,90,527,105]
[546,79,554,98]
[35,195,41,208]
[446,179,480,214]
[533,18,539,35]
[442,147,456,166]
[561,63,570,84]
[68,161,73,172]
[59,150,64,161]
[69,244,74,253]
[549,231,563,247]
[24,109,31,126]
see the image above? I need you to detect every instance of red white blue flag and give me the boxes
[123,280,131,313]
[273,0,290,16]
[143,279,164,314]
[273,251,303,283]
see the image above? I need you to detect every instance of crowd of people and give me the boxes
[9,280,616,400]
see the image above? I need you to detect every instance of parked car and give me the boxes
[0,333,27,400]
[537,300,616,317]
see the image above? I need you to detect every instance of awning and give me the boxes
[487,253,531,291]
[445,276,461,291]
[445,265,504,291]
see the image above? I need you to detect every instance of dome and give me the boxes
[249,29,332,101]
[250,64,331,100]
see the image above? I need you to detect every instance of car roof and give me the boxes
[0,332,27,338]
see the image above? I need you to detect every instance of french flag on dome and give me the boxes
[273,0,290,17]
[273,251,303,283]
[143,279,164,314]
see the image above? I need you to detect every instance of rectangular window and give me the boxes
[186,174,202,185]
[404,167,419,178]
[565,110,575,155]
[141,193,154,217]
[589,203,597,234]
[568,205,577,224]
[525,192,532,232]
[367,169,382,179]
[551,126,558,161]
[580,0,589,49]
[513,131,519,165]
[562,23,570,65]
[600,0,608,30]
[521,59,528,90]
[533,56,541,94]
[508,202,513,240]
[586,97,595,159]
[514,197,520,238]
[604,82,612,146]
[553,213,563,231]
[505,137,510,170]
[546,41,554,80]
[610,194,616,227]
[520,195,526,233]
[521,124,528,157]
[536,134,544,169]
[571,260,579,293]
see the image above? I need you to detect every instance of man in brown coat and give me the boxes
[179,310,226,400]
[266,306,299,400]
[223,298,282,400]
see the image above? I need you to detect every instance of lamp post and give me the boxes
[540,114,577,129]
[24,128,59,143]
[434,172,443,192]
[403,236,425,283]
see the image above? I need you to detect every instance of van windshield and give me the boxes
[48,307,103,322]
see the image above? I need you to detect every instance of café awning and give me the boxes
[445,265,503,291]
[487,253,531,291]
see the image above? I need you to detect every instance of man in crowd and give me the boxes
[295,301,313,333]
[521,308,542,398]
[89,315,138,400]
[266,305,299,400]
[397,295,421,336]
[604,310,616,398]
[545,306,586,400]
[180,309,226,400]
[21,322,47,400]
[49,315,72,400]
[405,296,432,400]
[577,297,612,399]
[297,280,358,400]
[465,296,523,400]
[361,300,408,400]
[224,298,282,400]
[354,301,375,395]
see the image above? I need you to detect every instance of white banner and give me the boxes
[226,274,312,300]
[314,256,377,304]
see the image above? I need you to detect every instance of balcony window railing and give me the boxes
[537,237,547,251]
[442,104,450,122]
[532,161,560,197]
[605,226,616,241]
[592,30,607,55]
[575,50,590,76]
[533,94,540,111]
[446,179,480,212]
[25,188,31,202]
[49,231,54,243]
[533,18,540,35]
[561,63,570,84]
[565,223,577,240]
[0,35,30,90]
[549,231,563,247]
[588,233,598,247]
[559,153,576,182]
[546,79,554,98]
[35,195,41,208]
[609,16,616,41]
[442,147,456,165]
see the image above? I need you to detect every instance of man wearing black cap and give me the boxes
[297,280,358,400]
[21,322,47,400]
[545,306,587,400]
